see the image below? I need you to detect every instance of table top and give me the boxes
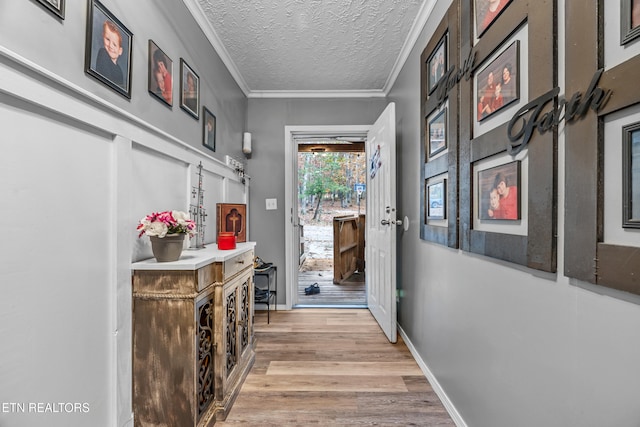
[132,242,256,271]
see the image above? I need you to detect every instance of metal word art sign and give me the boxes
[507,69,612,155]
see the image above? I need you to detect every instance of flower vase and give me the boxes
[149,234,185,262]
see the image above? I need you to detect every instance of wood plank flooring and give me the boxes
[298,270,366,306]
[216,309,455,426]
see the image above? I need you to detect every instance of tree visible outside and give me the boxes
[298,151,367,225]
[298,151,367,272]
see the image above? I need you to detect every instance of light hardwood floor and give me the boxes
[217,309,455,426]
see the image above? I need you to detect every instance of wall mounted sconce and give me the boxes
[242,132,252,157]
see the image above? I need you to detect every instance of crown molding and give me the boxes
[184,0,434,99]
[246,89,387,99]
[382,0,438,94]
[182,0,251,96]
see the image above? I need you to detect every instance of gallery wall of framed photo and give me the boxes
[460,0,559,273]
[420,0,640,292]
[565,0,640,295]
[421,0,557,272]
[420,2,460,248]
[41,0,220,154]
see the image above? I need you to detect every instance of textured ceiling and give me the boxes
[185,0,431,97]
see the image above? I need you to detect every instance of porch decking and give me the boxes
[297,268,366,306]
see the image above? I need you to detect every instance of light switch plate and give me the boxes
[265,198,277,210]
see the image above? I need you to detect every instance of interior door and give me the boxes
[366,103,398,343]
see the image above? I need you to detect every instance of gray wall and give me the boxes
[3,0,640,426]
[387,1,640,427]
[0,1,247,426]
[246,98,387,302]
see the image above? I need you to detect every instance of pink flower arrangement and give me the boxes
[137,210,196,238]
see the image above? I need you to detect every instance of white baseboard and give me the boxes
[398,325,467,427]
[255,304,289,312]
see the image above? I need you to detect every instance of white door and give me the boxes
[366,103,398,343]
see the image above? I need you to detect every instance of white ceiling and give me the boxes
[183,0,436,98]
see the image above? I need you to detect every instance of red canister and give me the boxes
[217,232,236,250]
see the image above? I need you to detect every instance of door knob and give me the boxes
[381,219,403,226]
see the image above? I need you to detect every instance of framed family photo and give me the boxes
[36,0,65,19]
[85,0,132,98]
[621,0,640,45]
[148,40,173,106]
[427,34,447,94]
[476,40,519,122]
[475,0,513,37]
[428,108,447,158]
[180,59,199,119]
[202,107,216,152]
[622,122,640,228]
[478,161,520,220]
[427,180,447,220]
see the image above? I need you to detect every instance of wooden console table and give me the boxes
[131,242,256,427]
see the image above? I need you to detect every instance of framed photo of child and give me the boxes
[36,0,65,19]
[85,0,133,98]
[427,108,447,159]
[475,40,519,122]
[478,161,520,220]
[202,107,216,152]
[180,59,200,119]
[148,40,173,107]
[426,34,447,94]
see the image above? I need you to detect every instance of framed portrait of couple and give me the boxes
[475,41,519,122]
[85,0,133,98]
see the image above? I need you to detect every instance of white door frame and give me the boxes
[284,125,371,309]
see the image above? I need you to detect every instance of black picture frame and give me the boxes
[180,59,199,119]
[148,40,173,107]
[621,0,640,45]
[84,0,133,99]
[427,180,447,220]
[202,107,216,152]
[477,161,521,220]
[428,108,447,158]
[622,122,640,228]
[475,40,519,122]
[36,0,65,19]
[475,0,513,37]
[427,34,447,94]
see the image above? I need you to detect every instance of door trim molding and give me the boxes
[284,125,371,309]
